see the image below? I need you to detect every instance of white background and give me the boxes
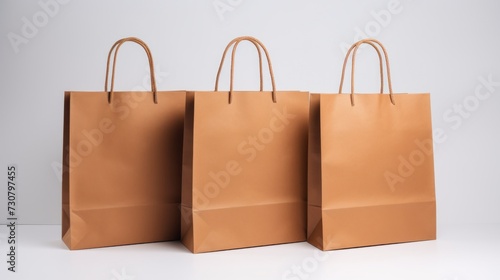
[0,0,499,279]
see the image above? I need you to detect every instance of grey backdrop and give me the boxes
[0,0,499,225]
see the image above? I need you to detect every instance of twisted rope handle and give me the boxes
[215,37,264,92]
[105,37,157,104]
[339,38,395,106]
[215,36,277,103]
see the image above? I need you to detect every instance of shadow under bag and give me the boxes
[308,39,436,250]
[62,37,185,249]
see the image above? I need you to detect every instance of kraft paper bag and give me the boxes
[181,36,309,253]
[308,39,436,250]
[62,37,185,249]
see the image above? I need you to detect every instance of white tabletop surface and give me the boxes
[0,224,499,280]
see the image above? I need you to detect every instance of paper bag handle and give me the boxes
[339,39,395,106]
[339,40,385,95]
[215,36,277,104]
[104,37,158,104]
[215,37,264,93]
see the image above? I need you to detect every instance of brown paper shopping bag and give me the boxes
[62,37,185,249]
[308,39,436,250]
[181,36,309,253]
